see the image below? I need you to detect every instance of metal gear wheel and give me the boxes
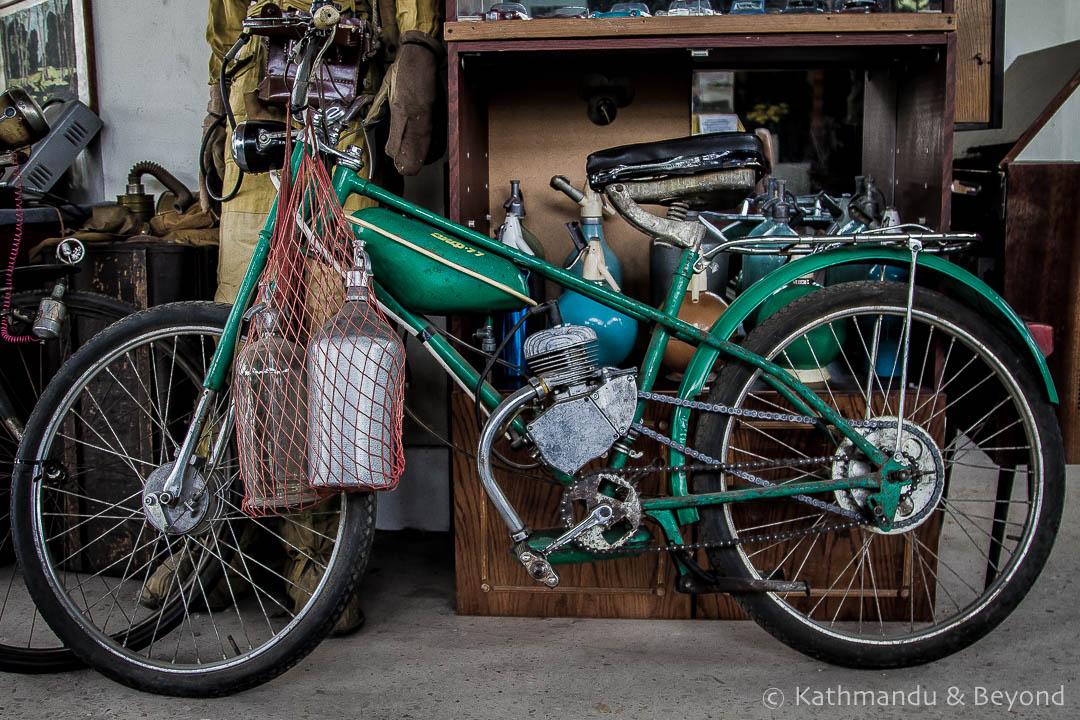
[561,472,643,551]
[830,417,945,535]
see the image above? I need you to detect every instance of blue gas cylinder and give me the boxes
[556,285,638,368]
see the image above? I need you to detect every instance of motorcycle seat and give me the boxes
[586,132,768,191]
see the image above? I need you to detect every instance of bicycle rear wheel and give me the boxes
[1,289,133,673]
[694,281,1064,668]
[11,302,376,695]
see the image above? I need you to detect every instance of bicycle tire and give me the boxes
[694,281,1064,668]
[1,289,135,673]
[11,302,377,695]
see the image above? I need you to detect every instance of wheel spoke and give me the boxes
[704,284,1056,661]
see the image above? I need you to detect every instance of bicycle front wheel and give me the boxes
[1,289,134,673]
[694,281,1064,668]
[11,302,376,696]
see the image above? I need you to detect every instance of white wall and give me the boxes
[86,1,1080,197]
[1001,0,1080,162]
[90,1,208,200]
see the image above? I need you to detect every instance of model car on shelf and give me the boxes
[728,0,766,14]
[783,0,830,13]
[591,2,651,17]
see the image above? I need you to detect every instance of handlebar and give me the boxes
[242,2,354,43]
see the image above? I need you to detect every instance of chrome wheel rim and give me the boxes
[718,303,1044,646]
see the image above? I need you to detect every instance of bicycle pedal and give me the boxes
[513,542,561,589]
[675,574,809,596]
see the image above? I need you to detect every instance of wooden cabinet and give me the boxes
[954,0,1004,127]
[445,10,960,617]
[452,393,695,618]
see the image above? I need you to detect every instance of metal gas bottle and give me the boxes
[306,252,404,489]
[234,293,321,510]
[496,180,545,389]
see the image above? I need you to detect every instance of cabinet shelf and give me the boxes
[445,13,955,43]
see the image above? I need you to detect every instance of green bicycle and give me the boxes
[10,6,1063,697]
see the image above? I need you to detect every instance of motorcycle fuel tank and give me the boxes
[350,207,531,315]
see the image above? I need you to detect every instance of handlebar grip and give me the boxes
[550,175,584,204]
[224,34,249,64]
[313,5,341,30]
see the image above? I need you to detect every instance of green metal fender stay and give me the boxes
[665,245,1056,526]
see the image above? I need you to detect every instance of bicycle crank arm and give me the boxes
[542,504,614,555]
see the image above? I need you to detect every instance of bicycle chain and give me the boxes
[556,391,888,556]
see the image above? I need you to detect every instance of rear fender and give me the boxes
[666,246,1056,526]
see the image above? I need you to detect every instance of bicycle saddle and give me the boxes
[586,132,768,190]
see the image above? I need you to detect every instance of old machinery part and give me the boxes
[605,183,707,249]
[0,87,49,150]
[831,417,944,535]
[121,161,196,217]
[526,369,638,476]
[231,120,291,175]
[55,237,85,265]
[31,282,68,340]
[142,461,222,536]
[561,472,642,551]
[523,324,600,388]
[6,99,101,198]
[542,504,616,555]
[513,541,561,588]
[477,383,546,541]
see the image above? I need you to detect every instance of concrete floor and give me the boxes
[2,471,1078,719]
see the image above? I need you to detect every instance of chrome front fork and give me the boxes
[145,388,234,532]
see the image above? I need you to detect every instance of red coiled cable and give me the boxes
[2,165,34,343]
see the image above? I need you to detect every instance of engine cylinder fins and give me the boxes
[524,324,600,387]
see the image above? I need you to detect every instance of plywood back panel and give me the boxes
[486,57,690,305]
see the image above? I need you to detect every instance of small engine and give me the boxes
[521,325,637,475]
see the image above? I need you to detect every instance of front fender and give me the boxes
[666,246,1056,526]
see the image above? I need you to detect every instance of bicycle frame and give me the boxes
[189,141,912,549]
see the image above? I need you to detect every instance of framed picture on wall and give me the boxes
[0,0,94,110]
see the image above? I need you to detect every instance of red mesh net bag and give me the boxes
[233,139,406,517]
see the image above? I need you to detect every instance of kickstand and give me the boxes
[671,550,810,596]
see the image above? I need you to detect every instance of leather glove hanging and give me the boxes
[382,31,444,176]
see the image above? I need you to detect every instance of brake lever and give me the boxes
[242,15,310,38]
[289,34,322,114]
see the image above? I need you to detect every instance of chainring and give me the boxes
[561,472,643,551]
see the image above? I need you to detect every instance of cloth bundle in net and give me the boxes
[234,144,405,516]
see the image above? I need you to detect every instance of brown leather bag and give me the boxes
[256,15,376,109]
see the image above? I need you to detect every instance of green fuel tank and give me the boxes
[350,207,531,315]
